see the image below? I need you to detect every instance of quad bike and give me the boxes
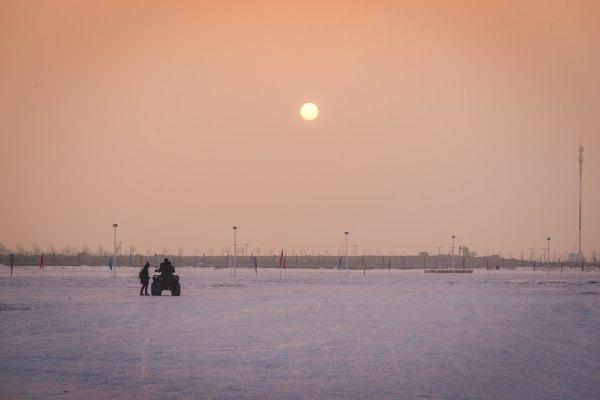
[150,273,181,296]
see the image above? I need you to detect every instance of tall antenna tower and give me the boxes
[577,145,584,261]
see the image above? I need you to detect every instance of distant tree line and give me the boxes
[0,247,597,270]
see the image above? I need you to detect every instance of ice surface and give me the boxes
[1,266,599,399]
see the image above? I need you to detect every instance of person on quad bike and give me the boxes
[139,262,150,295]
[151,257,181,296]
[156,258,175,277]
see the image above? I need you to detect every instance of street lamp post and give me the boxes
[578,145,584,261]
[344,232,350,275]
[112,224,118,277]
[546,237,551,275]
[232,226,238,276]
[451,235,456,273]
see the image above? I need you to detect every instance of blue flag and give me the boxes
[108,256,113,270]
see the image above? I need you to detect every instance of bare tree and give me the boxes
[129,245,136,255]
[207,247,215,256]
[81,245,91,254]
[97,245,105,255]
[254,247,262,256]
[177,246,184,257]
[162,246,169,256]
[31,243,42,254]
[192,247,201,256]
[0,242,8,254]
[16,243,25,254]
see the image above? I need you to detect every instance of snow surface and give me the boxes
[1,266,599,399]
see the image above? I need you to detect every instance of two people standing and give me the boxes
[139,258,175,295]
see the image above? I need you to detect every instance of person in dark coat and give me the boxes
[157,258,175,276]
[139,262,150,295]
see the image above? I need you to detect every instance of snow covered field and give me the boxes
[1,266,599,400]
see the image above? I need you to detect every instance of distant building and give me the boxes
[460,246,477,257]
[568,253,582,262]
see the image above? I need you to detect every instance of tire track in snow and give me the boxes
[139,333,152,380]
[138,298,162,384]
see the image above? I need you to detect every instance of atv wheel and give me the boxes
[151,281,161,296]
[172,282,181,296]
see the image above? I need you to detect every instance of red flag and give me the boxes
[283,256,286,269]
[279,250,285,269]
[40,253,45,269]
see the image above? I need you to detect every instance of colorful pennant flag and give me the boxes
[279,250,286,269]
[252,255,258,274]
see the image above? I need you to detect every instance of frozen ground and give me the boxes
[1,266,599,400]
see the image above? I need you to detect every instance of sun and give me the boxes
[300,102,319,121]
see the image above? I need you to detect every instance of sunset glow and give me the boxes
[1,2,599,399]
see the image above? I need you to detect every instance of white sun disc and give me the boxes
[300,102,319,121]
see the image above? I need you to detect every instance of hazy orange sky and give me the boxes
[1,1,599,257]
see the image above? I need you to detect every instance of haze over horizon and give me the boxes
[1,1,599,257]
